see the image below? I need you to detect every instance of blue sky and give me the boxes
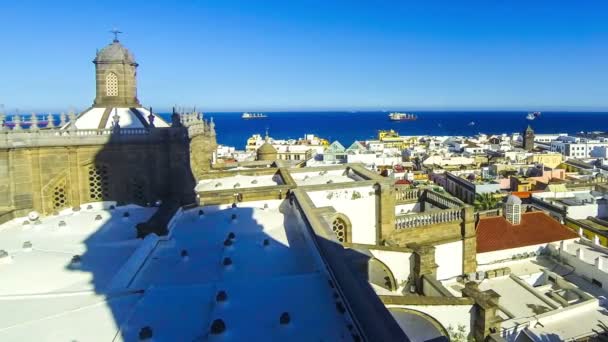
[1,0,607,112]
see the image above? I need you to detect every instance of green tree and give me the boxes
[474,193,500,210]
[447,324,468,342]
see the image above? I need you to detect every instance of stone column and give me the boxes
[189,130,216,182]
[377,182,396,244]
[462,282,501,341]
[409,243,438,294]
[0,149,10,207]
[29,148,43,212]
[11,149,34,211]
[462,206,478,274]
[67,147,81,208]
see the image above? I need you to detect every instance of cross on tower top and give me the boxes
[110,28,122,43]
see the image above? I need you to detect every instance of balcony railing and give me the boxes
[424,189,463,209]
[394,185,463,209]
[395,186,422,202]
[395,208,463,229]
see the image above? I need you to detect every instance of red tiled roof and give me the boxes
[476,212,578,253]
[395,179,411,185]
[511,191,535,199]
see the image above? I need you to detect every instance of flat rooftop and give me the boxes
[195,174,283,192]
[563,240,608,272]
[468,256,608,340]
[291,169,360,186]
[478,276,559,318]
[521,302,608,341]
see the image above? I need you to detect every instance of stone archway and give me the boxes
[388,307,449,340]
[368,257,397,291]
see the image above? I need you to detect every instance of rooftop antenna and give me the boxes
[110,28,122,43]
[265,127,270,141]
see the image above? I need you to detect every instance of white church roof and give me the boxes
[71,107,170,130]
[0,200,355,341]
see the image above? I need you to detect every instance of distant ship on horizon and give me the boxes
[242,112,268,119]
[388,112,417,121]
[526,111,542,120]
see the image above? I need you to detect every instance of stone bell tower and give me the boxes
[93,30,141,108]
[523,125,535,151]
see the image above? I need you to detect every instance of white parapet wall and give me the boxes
[307,185,377,245]
[370,249,412,290]
[388,304,473,338]
[477,241,568,268]
[435,240,464,280]
[549,240,608,291]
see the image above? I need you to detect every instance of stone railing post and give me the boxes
[30,113,39,131]
[68,111,77,132]
[59,112,67,127]
[209,117,216,136]
[46,113,55,128]
[13,115,22,131]
[462,282,501,341]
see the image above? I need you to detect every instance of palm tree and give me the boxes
[474,193,500,211]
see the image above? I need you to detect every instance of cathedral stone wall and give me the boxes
[190,131,217,180]
[0,122,215,224]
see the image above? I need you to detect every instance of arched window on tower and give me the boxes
[106,72,118,96]
[331,215,351,243]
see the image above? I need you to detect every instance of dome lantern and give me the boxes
[92,30,141,108]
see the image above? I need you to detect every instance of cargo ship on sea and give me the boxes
[388,112,417,121]
[242,112,268,119]
[526,111,541,120]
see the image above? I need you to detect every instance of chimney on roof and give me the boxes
[504,195,522,225]
[576,248,584,260]
[596,256,605,270]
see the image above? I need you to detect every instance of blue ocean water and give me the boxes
[7,111,606,150]
[182,111,608,149]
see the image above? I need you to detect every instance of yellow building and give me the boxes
[510,176,532,192]
[527,153,563,169]
[378,130,417,149]
[565,217,608,247]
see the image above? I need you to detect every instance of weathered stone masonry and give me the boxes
[0,114,216,224]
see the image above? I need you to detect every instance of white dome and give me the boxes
[67,107,170,130]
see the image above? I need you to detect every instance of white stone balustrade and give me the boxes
[395,187,421,202]
[395,208,463,229]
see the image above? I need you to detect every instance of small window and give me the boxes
[332,217,347,243]
[106,72,118,96]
